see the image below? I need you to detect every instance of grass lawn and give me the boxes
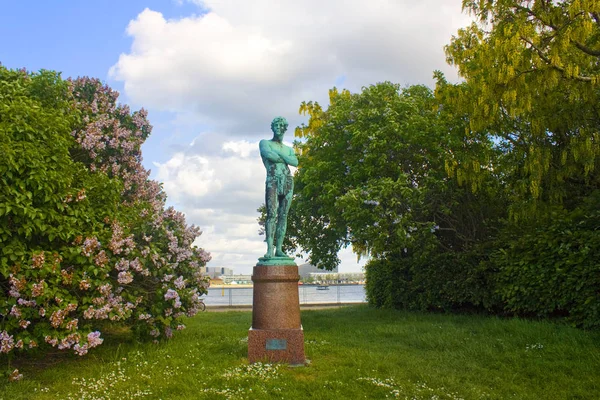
[1,305,599,399]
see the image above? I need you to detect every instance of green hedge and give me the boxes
[365,195,600,328]
[365,249,498,313]
[492,197,600,329]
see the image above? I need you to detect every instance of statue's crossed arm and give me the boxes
[259,140,298,167]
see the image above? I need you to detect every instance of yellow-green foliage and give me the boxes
[441,0,600,217]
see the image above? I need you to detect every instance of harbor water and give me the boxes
[204,284,366,306]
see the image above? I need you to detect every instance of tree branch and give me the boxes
[515,5,600,58]
[520,36,595,82]
[572,41,600,57]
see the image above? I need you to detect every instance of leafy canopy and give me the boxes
[441,0,600,214]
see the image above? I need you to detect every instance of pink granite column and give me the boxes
[248,264,305,365]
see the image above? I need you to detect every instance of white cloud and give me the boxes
[110,1,471,134]
[155,138,271,273]
[156,137,366,274]
[222,140,256,158]
[111,1,472,273]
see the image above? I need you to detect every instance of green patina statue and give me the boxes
[258,116,298,266]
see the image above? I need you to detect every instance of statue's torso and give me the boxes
[264,141,293,196]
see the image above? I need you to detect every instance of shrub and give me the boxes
[492,195,600,328]
[0,67,210,361]
[365,248,499,313]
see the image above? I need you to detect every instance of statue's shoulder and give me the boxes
[259,139,271,148]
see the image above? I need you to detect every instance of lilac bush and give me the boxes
[0,66,210,366]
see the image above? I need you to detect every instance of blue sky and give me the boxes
[1,0,471,273]
[1,0,205,167]
[1,1,200,80]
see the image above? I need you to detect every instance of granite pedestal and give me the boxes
[248,263,305,365]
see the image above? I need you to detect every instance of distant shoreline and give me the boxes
[210,284,253,288]
[209,283,365,289]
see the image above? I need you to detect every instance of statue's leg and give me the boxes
[274,189,293,257]
[264,182,277,258]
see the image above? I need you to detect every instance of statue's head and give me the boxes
[271,116,288,140]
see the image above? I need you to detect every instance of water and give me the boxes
[204,284,366,306]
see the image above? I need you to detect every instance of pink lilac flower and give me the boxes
[115,259,130,271]
[50,310,66,328]
[118,271,133,285]
[66,319,79,331]
[1,331,15,353]
[123,236,135,254]
[10,306,21,318]
[8,369,23,382]
[94,250,108,267]
[60,269,72,284]
[82,237,100,256]
[32,252,45,268]
[198,249,212,263]
[87,331,104,348]
[45,336,58,347]
[174,276,186,290]
[83,307,95,319]
[130,258,142,272]
[74,343,89,356]
[108,221,125,254]
[66,303,77,312]
[98,284,112,296]
[164,327,173,339]
[164,289,178,300]
[31,280,45,297]
[79,279,91,290]
[76,188,87,201]
[17,298,36,307]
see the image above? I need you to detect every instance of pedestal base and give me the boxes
[248,264,305,365]
[248,327,305,365]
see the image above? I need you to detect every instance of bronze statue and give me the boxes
[259,116,298,261]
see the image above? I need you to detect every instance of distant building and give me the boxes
[206,267,233,279]
[298,263,337,278]
[309,272,365,284]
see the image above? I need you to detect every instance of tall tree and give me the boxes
[441,0,600,216]
[292,83,504,270]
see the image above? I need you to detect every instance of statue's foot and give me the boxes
[264,251,274,259]
[275,249,288,257]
